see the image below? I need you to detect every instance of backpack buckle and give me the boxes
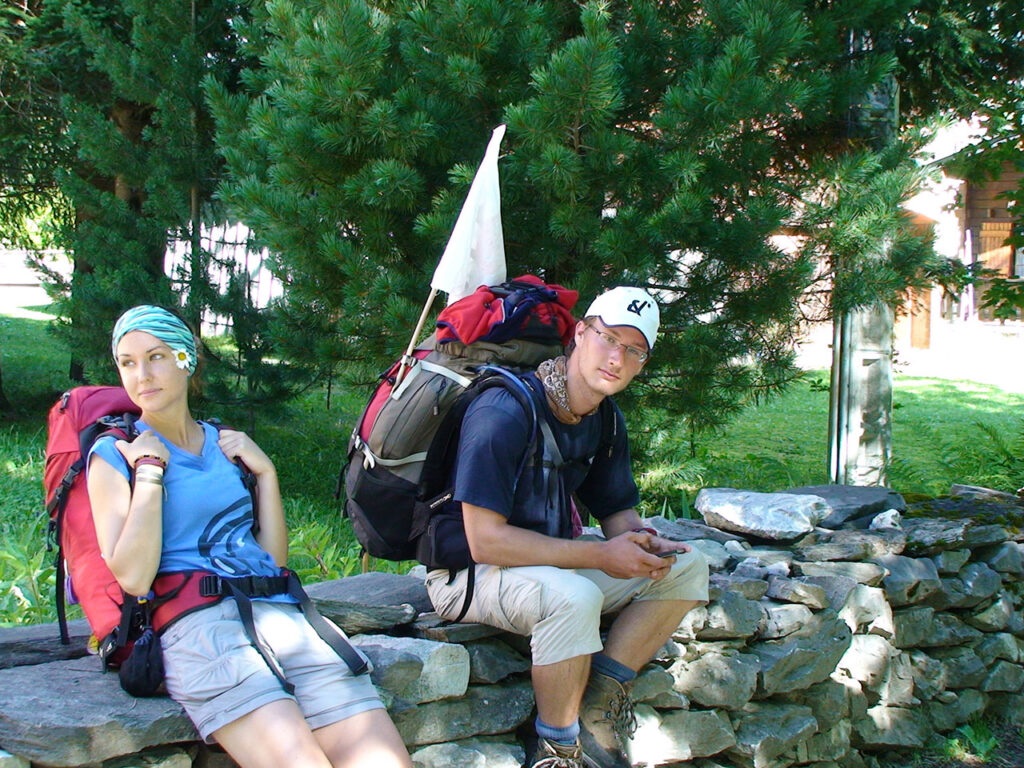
[198,574,223,597]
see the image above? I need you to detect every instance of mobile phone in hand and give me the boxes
[657,549,684,558]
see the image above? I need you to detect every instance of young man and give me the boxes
[425,287,709,768]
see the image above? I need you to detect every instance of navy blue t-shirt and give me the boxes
[453,373,639,538]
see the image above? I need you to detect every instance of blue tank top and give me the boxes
[88,421,292,602]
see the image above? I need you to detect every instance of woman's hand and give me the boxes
[217,429,276,477]
[217,430,287,565]
[115,430,170,468]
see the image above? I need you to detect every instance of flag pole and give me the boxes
[394,287,438,387]
[395,124,507,388]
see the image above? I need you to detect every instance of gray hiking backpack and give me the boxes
[340,278,578,564]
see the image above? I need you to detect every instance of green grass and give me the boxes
[0,307,77,413]
[3,306,1024,625]
[946,720,999,762]
[633,369,1024,516]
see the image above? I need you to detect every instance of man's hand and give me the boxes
[600,531,676,581]
[643,535,692,559]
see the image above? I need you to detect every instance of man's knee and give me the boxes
[543,576,605,626]
[530,576,605,665]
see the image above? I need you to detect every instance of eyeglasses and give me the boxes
[585,324,649,363]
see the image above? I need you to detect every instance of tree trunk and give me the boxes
[827,33,898,486]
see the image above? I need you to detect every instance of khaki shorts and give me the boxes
[161,599,382,741]
[426,548,708,666]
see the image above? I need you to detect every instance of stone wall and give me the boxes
[2,490,1023,768]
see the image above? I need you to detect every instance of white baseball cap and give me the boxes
[584,287,660,349]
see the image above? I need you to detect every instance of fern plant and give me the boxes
[889,417,1024,496]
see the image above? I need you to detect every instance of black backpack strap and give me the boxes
[419,367,544,625]
[161,570,368,687]
[96,594,145,668]
[284,571,369,676]
[49,459,84,646]
[222,580,295,694]
[417,366,539,502]
[448,565,475,624]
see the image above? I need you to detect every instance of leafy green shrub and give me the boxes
[946,720,999,762]
[0,516,60,625]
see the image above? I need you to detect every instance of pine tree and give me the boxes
[210,0,1022,441]
[5,0,289,404]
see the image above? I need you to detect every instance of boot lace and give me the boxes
[532,755,585,768]
[605,684,637,742]
[531,738,586,768]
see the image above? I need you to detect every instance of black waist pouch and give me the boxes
[118,628,165,697]
[417,510,472,572]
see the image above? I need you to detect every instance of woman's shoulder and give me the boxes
[87,433,131,478]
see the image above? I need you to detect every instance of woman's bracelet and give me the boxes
[134,466,165,485]
[134,455,167,470]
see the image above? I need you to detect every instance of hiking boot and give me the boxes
[527,736,592,768]
[578,672,636,768]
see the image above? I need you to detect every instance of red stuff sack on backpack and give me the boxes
[44,386,140,661]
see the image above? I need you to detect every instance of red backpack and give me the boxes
[44,386,141,660]
[44,387,367,695]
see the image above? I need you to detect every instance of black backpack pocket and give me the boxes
[344,459,420,561]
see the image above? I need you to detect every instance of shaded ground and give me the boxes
[878,723,1024,768]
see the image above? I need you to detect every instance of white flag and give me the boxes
[430,124,507,305]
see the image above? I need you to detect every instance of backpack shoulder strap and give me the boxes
[205,419,260,529]
[418,366,539,501]
[78,413,138,462]
[52,414,138,647]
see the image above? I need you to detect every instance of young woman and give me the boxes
[87,305,412,768]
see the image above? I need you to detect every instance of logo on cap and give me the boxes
[627,299,650,316]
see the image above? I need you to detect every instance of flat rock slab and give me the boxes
[670,650,759,710]
[794,529,906,562]
[632,706,737,765]
[647,515,747,545]
[0,619,92,670]
[392,680,534,746]
[353,635,470,704]
[784,484,905,528]
[901,518,1008,555]
[408,614,504,644]
[728,701,818,768]
[411,738,524,768]
[0,657,195,767]
[905,499,1024,530]
[753,616,853,696]
[696,489,829,540]
[306,572,431,634]
[949,484,1022,503]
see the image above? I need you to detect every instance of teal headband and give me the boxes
[111,305,198,374]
